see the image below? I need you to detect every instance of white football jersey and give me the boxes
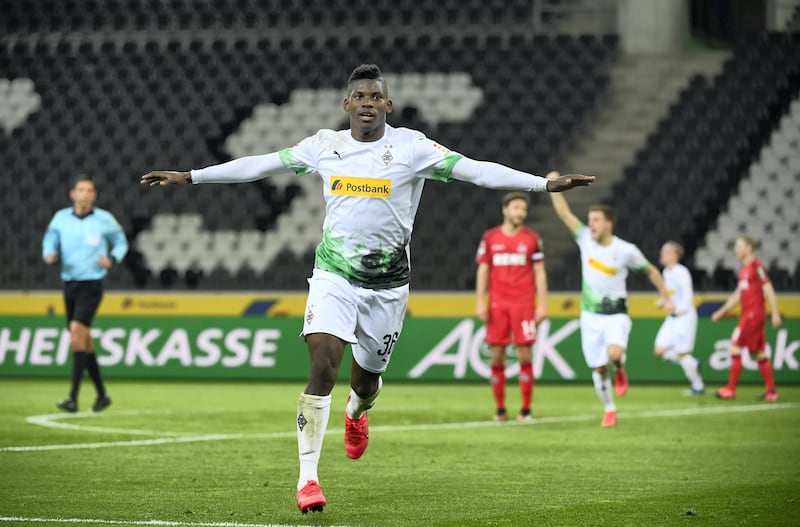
[279,125,463,288]
[574,224,650,314]
[663,263,695,314]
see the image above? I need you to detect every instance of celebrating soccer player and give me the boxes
[547,172,673,427]
[141,64,594,513]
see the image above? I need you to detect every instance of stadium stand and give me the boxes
[601,32,800,291]
[0,2,618,290]
[694,97,800,289]
[1,1,798,292]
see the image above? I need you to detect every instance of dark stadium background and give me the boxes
[1,0,798,293]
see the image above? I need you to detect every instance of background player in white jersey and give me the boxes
[654,241,704,395]
[141,65,594,513]
[547,172,673,427]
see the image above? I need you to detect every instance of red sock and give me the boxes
[519,363,534,412]
[491,365,506,411]
[727,354,743,391]
[757,357,776,392]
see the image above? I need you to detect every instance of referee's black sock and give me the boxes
[69,351,88,401]
[86,352,106,397]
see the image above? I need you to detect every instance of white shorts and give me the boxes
[655,311,697,353]
[302,268,409,374]
[579,311,632,369]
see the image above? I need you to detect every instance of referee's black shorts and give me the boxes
[63,280,104,327]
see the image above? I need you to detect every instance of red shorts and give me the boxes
[486,302,537,346]
[731,313,766,352]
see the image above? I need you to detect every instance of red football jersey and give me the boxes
[737,259,770,318]
[476,226,543,303]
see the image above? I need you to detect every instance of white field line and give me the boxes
[2,402,798,453]
[0,517,359,527]
[26,409,185,436]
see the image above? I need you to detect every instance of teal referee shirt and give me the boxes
[42,207,129,282]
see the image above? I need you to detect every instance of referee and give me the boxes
[42,176,128,413]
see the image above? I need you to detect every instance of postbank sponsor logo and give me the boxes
[330,176,391,198]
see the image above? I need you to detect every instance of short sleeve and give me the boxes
[756,263,771,286]
[475,233,490,265]
[277,131,325,176]
[627,244,650,272]
[412,132,464,183]
[532,234,544,262]
[573,222,588,245]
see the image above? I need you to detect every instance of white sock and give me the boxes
[592,371,616,412]
[661,349,680,364]
[297,392,331,491]
[679,354,704,390]
[346,377,383,420]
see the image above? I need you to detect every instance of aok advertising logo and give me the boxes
[330,176,391,198]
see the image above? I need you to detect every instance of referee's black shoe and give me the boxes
[93,394,112,413]
[57,398,77,413]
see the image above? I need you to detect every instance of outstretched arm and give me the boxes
[449,157,594,192]
[141,152,289,187]
[546,172,582,233]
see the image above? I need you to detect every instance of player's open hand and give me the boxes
[140,171,191,187]
[546,174,595,192]
[476,303,488,323]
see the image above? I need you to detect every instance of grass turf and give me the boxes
[1,379,799,527]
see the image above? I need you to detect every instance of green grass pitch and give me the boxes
[1,379,799,527]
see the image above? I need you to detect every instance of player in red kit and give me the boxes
[476,192,547,421]
[711,235,782,401]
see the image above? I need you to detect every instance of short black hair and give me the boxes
[347,63,387,92]
[71,174,94,190]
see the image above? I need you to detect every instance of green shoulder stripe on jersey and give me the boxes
[278,148,313,177]
[757,266,767,280]
[430,153,463,182]
[573,223,585,240]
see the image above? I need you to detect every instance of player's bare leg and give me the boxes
[344,360,381,459]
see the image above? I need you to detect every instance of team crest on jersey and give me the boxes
[382,147,393,166]
[330,176,392,198]
[517,243,527,253]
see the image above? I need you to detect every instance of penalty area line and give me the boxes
[0,517,361,527]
